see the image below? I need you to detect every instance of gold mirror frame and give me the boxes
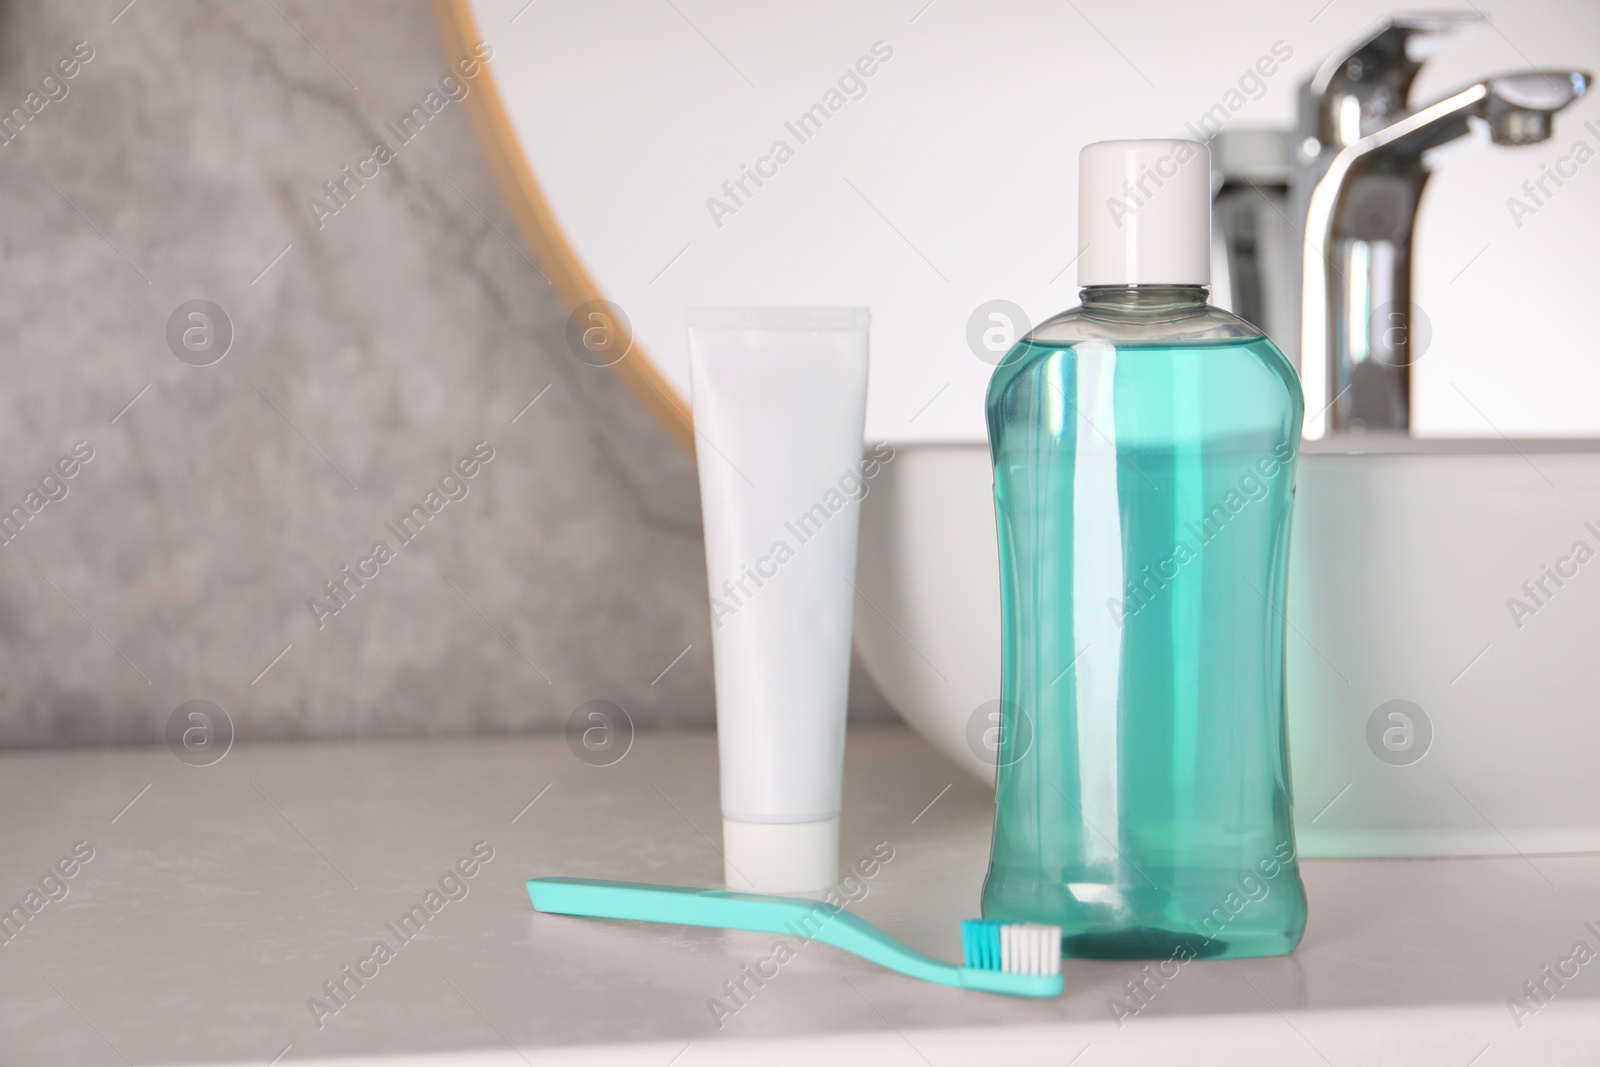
[432,0,694,453]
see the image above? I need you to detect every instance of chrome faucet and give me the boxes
[1283,13,1589,438]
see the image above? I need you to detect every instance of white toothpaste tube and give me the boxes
[687,308,871,893]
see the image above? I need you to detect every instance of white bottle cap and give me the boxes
[722,817,839,893]
[1078,139,1212,287]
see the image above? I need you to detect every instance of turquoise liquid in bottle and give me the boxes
[981,282,1307,960]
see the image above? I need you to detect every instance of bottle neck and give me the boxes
[1080,284,1210,312]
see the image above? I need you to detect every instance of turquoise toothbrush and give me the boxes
[527,876,1063,998]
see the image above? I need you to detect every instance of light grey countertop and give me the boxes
[1,725,1596,1066]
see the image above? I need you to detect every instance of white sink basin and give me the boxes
[854,439,1600,858]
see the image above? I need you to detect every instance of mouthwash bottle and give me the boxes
[982,139,1306,960]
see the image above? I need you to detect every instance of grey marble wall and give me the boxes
[0,0,890,747]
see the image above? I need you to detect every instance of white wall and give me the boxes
[479,0,1600,443]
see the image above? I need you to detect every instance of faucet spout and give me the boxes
[1483,71,1591,145]
[1347,70,1591,160]
[1290,11,1591,438]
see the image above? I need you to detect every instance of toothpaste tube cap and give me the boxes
[722,817,839,894]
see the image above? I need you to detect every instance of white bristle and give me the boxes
[1006,923,1061,977]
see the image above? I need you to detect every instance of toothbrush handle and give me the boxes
[527,876,951,976]
[530,876,854,937]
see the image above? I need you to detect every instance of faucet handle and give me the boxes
[1306,12,1486,147]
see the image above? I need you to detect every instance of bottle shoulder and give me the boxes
[984,302,1304,434]
[988,303,1297,393]
[1025,302,1267,346]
